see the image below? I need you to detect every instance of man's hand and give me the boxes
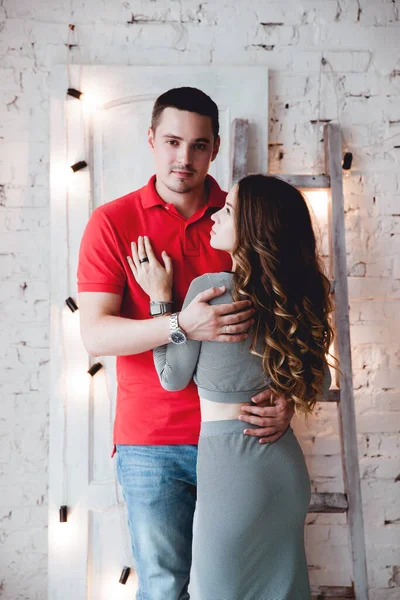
[239,390,295,444]
[127,236,173,301]
[179,287,255,343]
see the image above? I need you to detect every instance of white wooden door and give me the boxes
[49,65,268,600]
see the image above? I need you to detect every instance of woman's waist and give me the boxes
[200,397,253,422]
[196,384,268,405]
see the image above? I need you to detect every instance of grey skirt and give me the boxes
[190,420,311,600]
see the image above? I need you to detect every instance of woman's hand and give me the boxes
[127,236,173,301]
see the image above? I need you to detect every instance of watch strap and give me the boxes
[149,301,173,316]
[170,312,179,332]
[169,312,187,344]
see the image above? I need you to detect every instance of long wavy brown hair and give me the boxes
[232,174,337,414]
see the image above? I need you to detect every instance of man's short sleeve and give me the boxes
[77,207,126,295]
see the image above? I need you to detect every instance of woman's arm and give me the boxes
[153,277,205,391]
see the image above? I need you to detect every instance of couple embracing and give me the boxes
[78,86,334,600]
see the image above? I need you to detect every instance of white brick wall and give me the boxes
[1,0,399,598]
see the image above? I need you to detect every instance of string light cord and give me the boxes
[60,24,74,510]
[310,52,325,172]
[60,21,85,517]
[321,57,342,131]
[312,59,400,157]
[60,311,69,508]
[310,54,345,173]
[348,132,400,152]
[65,26,132,563]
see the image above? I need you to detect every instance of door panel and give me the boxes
[50,65,268,599]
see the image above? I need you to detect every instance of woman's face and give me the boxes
[210,184,237,253]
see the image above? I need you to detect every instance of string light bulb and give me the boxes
[67,87,83,100]
[342,152,353,170]
[66,87,101,113]
[70,160,88,173]
[88,362,103,377]
[59,505,68,523]
[65,297,78,312]
[119,567,131,585]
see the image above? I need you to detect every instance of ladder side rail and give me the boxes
[229,118,249,187]
[324,123,369,600]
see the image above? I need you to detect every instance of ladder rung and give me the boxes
[320,389,340,402]
[311,585,355,598]
[309,492,348,513]
[276,174,331,189]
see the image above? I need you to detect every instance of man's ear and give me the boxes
[148,127,155,151]
[211,136,220,162]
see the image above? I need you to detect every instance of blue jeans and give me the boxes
[116,444,198,600]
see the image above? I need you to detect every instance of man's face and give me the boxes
[148,107,220,194]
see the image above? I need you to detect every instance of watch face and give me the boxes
[170,330,186,344]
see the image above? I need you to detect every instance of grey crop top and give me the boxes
[153,272,332,403]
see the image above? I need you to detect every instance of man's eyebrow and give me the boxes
[162,134,183,140]
[162,134,211,143]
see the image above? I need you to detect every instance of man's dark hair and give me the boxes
[151,87,219,140]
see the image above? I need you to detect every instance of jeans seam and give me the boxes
[116,448,145,599]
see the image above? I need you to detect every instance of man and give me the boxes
[78,87,294,599]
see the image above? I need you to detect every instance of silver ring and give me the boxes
[139,257,149,264]
[224,324,230,334]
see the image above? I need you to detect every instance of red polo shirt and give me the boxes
[77,175,231,445]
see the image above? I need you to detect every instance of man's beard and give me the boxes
[165,174,197,194]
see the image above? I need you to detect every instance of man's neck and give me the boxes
[155,178,209,219]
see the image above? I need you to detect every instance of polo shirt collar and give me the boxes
[141,174,226,211]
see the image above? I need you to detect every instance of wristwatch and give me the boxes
[149,301,173,317]
[169,313,187,345]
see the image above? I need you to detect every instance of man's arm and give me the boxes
[239,362,331,443]
[239,392,294,444]
[78,287,254,357]
[79,292,170,356]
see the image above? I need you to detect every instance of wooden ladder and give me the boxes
[230,121,369,600]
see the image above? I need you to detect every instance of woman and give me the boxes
[127,175,335,599]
